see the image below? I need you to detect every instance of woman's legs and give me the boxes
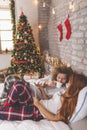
[0,81,43,120]
[4,81,33,106]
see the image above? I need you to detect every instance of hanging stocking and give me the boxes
[57,23,63,41]
[64,18,71,40]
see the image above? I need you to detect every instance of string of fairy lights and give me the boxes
[37,0,75,29]
[35,0,75,15]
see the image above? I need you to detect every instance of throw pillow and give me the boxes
[70,86,87,123]
[1,74,20,99]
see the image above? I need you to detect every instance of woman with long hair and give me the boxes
[57,72,87,123]
[0,71,87,123]
[34,72,87,124]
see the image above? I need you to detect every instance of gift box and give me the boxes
[24,72,40,81]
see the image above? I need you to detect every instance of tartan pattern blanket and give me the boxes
[0,81,70,130]
[0,81,43,121]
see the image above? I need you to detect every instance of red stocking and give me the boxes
[64,18,71,40]
[57,24,63,41]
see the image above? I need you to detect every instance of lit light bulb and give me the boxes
[69,0,75,11]
[34,0,38,5]
[52,8,55,14]
[69,1,73,9]
[67,63,71,67]
[43,2,46,7]
[38,24,42,29]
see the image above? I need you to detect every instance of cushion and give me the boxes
[0,83,4,98]
[1,74,20,98]
[70,86,87,123]
[0,75,21,105]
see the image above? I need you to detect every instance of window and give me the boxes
[0,0,13,51]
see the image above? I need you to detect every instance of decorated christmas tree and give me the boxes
[10,12,44,76]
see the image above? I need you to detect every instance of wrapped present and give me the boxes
[24,72,40,81]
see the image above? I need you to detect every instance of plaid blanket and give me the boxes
[0,75,21,106]
[0,81,43,121]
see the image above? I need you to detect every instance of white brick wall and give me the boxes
[47,0,87,76]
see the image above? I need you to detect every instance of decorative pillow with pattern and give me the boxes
[1,74,20,99]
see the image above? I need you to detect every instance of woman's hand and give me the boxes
[33,97,40,107]
[33,97,59,121]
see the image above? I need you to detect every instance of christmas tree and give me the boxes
[10,12,44,76]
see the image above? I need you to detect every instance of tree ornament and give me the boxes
[31,59,33,63]
[24,39,28,44]
[57,23,63,41]
[17,35,19,39]
[24,31,27,34]
[64,18,72,40]
[27,30,30,33]
[24,57,27,60]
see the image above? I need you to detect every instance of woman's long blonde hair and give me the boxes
[58,72,87,124]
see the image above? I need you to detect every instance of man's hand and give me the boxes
[35,82,44,92]
[45,80,57,87]
[35,82,49,99]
